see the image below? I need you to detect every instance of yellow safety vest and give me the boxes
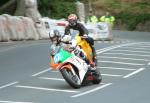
[100,16,115,25]
[87,16,98,24]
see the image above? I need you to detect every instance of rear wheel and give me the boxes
[92,69,102,84]
[60,67,81,89]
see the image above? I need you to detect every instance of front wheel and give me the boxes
[60,67,81,89]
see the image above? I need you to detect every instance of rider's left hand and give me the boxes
[81,34,88,39]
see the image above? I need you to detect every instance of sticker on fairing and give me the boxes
[54,53,62,64]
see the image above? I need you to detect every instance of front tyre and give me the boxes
[60,68,81,89]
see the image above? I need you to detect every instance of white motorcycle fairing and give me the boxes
[56,55,88,83]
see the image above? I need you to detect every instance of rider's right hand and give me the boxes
[61,35,71,42]
[83,34,88,37]
[81,34,88,39]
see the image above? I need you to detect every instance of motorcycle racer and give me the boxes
[49,30,102,87]
[49,30,61,57]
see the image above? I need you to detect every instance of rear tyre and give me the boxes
[92,69,102,84]
[60,67,81,89]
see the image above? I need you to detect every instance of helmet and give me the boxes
[49,30,61,43]
[68,14,77,26]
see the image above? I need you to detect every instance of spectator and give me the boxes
[99,12,115,27]
[87,12,98,24]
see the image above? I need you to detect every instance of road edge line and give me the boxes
[71,83,112,98]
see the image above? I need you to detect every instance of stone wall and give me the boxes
[0,14,48,42]
[136,21,150,32]
[113,20,150,32]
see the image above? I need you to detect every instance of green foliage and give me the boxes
[38,0,76,19]
[1,0,149,31]
[0,0,9,6]
[115,12,150,30]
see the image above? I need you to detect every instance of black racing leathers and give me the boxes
[64,22,88,36]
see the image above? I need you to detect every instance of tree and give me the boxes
[0,0,16,15]
[0,0,41,22]
[15,0,41,22]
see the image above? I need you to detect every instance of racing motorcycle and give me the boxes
[50,47,102,89]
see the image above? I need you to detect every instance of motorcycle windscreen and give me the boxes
[54,48,72,64]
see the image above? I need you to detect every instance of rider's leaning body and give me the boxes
[49,29,89,69]
[63,14,97,66]
[64,20,88,36]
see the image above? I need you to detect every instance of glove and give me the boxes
[71,39,77,47]
[82,34,88,39]
[61,35,71,42]
[83,34,88,37]
[50,44,56,56]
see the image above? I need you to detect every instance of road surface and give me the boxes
[0,30,150,103]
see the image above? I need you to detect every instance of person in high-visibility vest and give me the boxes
[100,12,115,27]
[86,12,98,24]
[87,15,98,24]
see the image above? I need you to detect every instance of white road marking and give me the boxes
[97,41,112,43]
[39,77,65,81]
[0,100,33,103]
[32,68,51,77]
[100,82,108,85]
[137,42,149,45]
[98,60,144,66]
[136,45,150,48]
[15,85,79,93]
[98,56,150,62]
[0,42,48,53]
[104,52,150,57]
[51,70,59,72]
[123,68,145,78]
[0,45,18,53]
[96,42,147,54]
[0,81,18,89]
[121,47,150,51]
[101,74,122,77]
[111,49,150,54]
[71,83,112,98]
[98,67,136,71]
[148,62,150,65]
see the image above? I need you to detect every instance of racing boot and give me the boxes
[87,61,96,71]
[91,46,97,66]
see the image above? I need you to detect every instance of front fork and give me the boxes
[61,64,76,75]
[70,66,76,75]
